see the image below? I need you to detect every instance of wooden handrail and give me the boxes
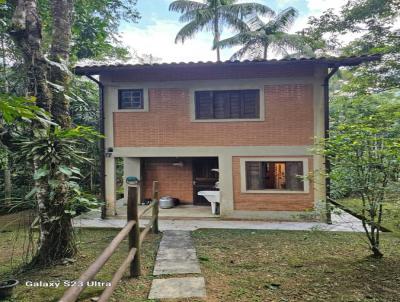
[59,220,136,302]
[60,181,160,302]
[138,200,157,218]
[97,247,137,302]
[152,181,159,234]
[127,186,141,277]
[140,215,157,243]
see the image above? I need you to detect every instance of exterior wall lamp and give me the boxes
[105,147,113,158]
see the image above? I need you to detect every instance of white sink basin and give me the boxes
[197,191,220,214]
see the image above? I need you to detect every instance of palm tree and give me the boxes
[217,7,314,60]
[169,0,274,61]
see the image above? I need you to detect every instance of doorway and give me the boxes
[192,158,219,205]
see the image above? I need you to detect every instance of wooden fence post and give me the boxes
[152,181,159,234]
[127,186,141,277]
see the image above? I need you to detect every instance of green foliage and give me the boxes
[305,0,400,91]
[66,192,102,217]
[169,0,274,59]
[0,95,53,207]
[71,0,140,60]
[217,7,314,60]
[16,125,101,217]
[0,94,50,125]
[316,89,400,256]
[69,77,99,127]
[35,0,140,61]
[327,91,400,198]
[303,1,399,256]
[17,126,99,167]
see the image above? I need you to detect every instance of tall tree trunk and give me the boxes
[10,0,52,111]
[49,0,73,128]
[2,33,11,202]
[263,44,268,60]
[10,0,76,266]
[4,155,11,202]
[213,15,220,62]
[41,0,76,264]
[1,30,9,93]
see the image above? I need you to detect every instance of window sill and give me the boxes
[114,109,148,113]
[242,190,308,194]
[192,118,264,123]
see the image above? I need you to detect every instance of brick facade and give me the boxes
[232,156,314,211]
[114,84,314,147]
[142,158,193,204]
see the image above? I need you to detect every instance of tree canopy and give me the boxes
[217,7,314,60]
[169,0,274,61]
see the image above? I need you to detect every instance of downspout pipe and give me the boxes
[323,66,339,224]
[86,75,106,219]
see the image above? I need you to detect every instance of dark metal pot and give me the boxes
[0,279,19,299]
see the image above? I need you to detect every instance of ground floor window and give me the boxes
[241,158,309,193]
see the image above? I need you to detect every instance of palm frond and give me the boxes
[269,7,298,32]
[217,30,262,49]
[230,42,263,60]
[269,33,314,57]
[222,2,275,18]
[169,0,208,13]
[230,43,253,60]
[179,8,214,23]
[247,15,265,31]
[220,12,250,32]
[174,19,209,43]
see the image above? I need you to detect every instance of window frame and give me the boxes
[117,88,145,111]
[191,87,264,122]
[240,157,310,194]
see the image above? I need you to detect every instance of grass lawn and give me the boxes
[336,198,400,235]
[0,227,161,302]
[193,229,400,302]
[1,227,400,302]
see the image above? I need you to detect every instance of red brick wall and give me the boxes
[142,158,193,204]
[114,84,314,147]
[232,156,314,211]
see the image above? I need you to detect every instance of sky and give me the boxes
[119,0,349,63]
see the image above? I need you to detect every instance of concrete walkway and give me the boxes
[73,209,364,232]
[148,231,206,300]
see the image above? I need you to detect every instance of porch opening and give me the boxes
[117,156,220,219]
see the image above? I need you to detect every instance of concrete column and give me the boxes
[105,156,117,216]
[313,67,328,218]
[218,155,234,217]
[123,157,142,204]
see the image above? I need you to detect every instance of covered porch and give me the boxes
[106,156,222,219]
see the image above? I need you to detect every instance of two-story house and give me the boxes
[75,55,380,220]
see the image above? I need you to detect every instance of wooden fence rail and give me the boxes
[60,181,160,302]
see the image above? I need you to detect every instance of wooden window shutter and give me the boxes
[195,89,260,120]
[195,91,213,119]
[213,91,230,119]
[241,90,260,118]
[229,91,241,118]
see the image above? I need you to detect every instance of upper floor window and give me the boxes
[245,161,305,192]
[195,89,260,120]
[118,89,144,109]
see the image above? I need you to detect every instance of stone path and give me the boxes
[148,231,206,300]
